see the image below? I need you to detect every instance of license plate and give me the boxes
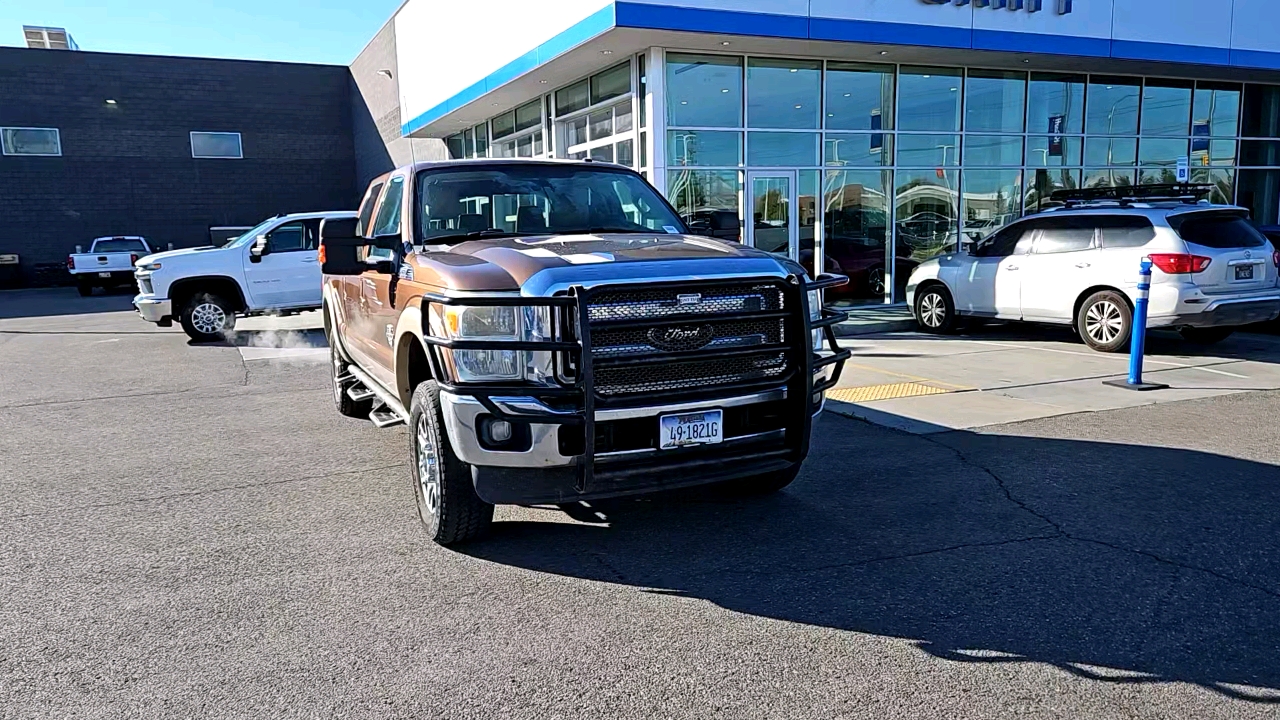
[1235,264,1254,281]
[98,272,112,278]
[659,410,723,450]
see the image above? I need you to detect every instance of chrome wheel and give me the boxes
[919,292,946,329]
[1085,300,1124,344]
[415,413,441,518]
[868,267,886,297]
[190,302,226,335]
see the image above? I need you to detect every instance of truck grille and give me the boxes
[585,281,794,399]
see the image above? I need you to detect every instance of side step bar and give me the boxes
[348,365,410,428]
[346,385,375,403]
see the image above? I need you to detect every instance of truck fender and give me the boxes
[321,284,354,362]
[393,303,433,409]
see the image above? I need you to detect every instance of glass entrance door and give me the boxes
[747,172,797,259]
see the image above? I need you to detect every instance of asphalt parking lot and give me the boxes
[3,288,1280,719]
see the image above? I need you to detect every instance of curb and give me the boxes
[831,318,918,337]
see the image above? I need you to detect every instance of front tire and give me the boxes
[330,342,373,419]
[914,284,957,334]
[1077,291,1132,353]
[1179,326,1235,345]
[719,465,801,497]
[409,381,494,546]
[180,293,236,342]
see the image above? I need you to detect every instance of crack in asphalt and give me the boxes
[0,383,325,410]
[6,463,404,520]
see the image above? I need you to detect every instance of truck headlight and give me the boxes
[808,289,823,351]
[437,305,554,383]
[138,262,162,271]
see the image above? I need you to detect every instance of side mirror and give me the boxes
[319,218,365,276]
[248,236,269,263]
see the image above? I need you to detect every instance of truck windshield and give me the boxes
[415,164,686,243]
[92,238,148,253]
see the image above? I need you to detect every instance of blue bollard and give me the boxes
[1104,258,1168,391]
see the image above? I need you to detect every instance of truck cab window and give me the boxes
[372,176,405,238]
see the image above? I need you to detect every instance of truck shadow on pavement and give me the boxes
[461,412,1280,703]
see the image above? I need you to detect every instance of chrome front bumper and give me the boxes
[134,296,172,322]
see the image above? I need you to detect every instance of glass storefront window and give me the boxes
[1087,77,1141,136]
[747,132,818,167]
[669,170,743,242]
[1084,137,1137,166]
[799,170,818,268]
[824,134,892,167]
[825,62,894,131]
[966,70,1026,133]
[896,169,959,261]
[1241,84,1280,138]
[591,62,631,106]
[640,131,647,169]
[566,116,588,147]
[556,79,590,116]
[747,58,821,129]
[1138,138,1188,166]
[667,53,743,128]
[963,135,1023,167]
[638,54,648,128]
[751,175,792,254]
[474,124,489,157]
[897,134,961,167]
[961,170,1023,244]
[446,135,465,160]
[1140,80,1192,137]
[898,67,962,132]
[821,169,892,303]
[589,145,613,162]
[1025,168,1081,213]
[517,134,534,158]
[1193,168,1234,205]
[1195,139,1235,167]
[514,100,542,133]
[1237,169,1280,224]
[1084,168,1136,188]
[667,130,741,167]
[1139,167,1180,185]
[590,109,613,141]
[1193,82,1241,138]
[1028,73,1085,134]
[617,138,634,168]
[617,102,634,134]
[492,112,516,140]
[1240,139,1280,166]
[1027,136,1082,166]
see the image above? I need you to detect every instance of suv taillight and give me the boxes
[1148,253,1212,274]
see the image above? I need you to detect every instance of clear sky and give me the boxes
[2,0,404,65]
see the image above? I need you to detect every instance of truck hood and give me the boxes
[138,245,225,266]
[409,233,799,291]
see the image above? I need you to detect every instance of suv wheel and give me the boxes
[867,266,886,297]
[180,293,236,342]
[1179,326,1235,345]
[915,285,956,333]
[1078,291,1132,353]
[409,381,494,546]
[330,342,373,418]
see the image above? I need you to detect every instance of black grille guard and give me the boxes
[419,273,852,493]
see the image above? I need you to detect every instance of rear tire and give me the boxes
[721,465,801,496]
[330,342,373,419]
[914,284,957,334]
[409,380,494,546]
[180,293,236,342]
[1179,326,1235,345]
[76,280,94,297]
[1077,290,1133,353]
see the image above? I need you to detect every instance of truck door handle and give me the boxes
[1004,264,1018,271]
[1075,262,1091,268]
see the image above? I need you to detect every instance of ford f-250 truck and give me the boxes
[68,236,152,296]
[321,159,850,546]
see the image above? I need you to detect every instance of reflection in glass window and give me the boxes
[474,124,489,157]
[1086,77,1141,135]
[1139,167,1180,185]
[1240,139,1280,166]
[566,117,588,147]
[667,130,742,167]
[190,132,242,159]
[898,67,963,132]
[1140,80,1192,137]
[1084,137,1138,166]
[638,54,648,129]
[897,134,961,167]
[1138,138,1188,166]
[1027,73,1085,134]
[1084,168,1137,188]
[591,62,631,106]
[824,134,892,167]
[896,169,959,261]
[1192,167,1234,205]
[747,132,818,166]
[751,175,792,255]
[616,102,634,134]
[669,170,742,242]
[1193,139,1235,167]
[963,135,1023,167]
[799,170,819,266]
[446,134,466,160]
[966,70,1026,133]
[1027,136,1082,166]
[515,101,542,133]
[667,53,743,128]
[1241,84,1280,138]
[962,170,1023,244]
[556,80,590,116]
[1024,168,1081,213]
[492,112,516,139]
[747,58,821,129]
[517,134,534,158]
[825,63,894,131]
[1238,169,1280,224]
[1193,82,1241,138]
[589,145,614,163]
[589,109,613,141]
[617,139,634,168]
[821,170,893,303]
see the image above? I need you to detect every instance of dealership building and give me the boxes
[354,0,1280,304]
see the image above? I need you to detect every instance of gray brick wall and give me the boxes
[0,46,358,284]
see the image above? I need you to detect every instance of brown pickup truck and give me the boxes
[320,159,849,545]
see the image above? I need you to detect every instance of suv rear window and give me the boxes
[1171,212,1266,249]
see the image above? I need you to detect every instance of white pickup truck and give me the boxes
[133,211,357,342]
[68,236,153,296]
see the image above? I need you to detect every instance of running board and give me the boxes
[347,365,410,426]
[346,385,375,402]
[369,408,404,428]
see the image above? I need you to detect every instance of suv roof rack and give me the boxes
[1050,183,1215,208]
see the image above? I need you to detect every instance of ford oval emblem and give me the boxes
[647,325,713,351]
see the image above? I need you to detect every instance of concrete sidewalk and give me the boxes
[826,325,1280,434]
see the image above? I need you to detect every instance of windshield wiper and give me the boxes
[582,226,667,234]
[425,229,521,244]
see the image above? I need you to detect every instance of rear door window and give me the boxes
[357,182,384,237]
[1096,216,1156,249]
[1172,212,1267,248]
[1031,216,1097,254]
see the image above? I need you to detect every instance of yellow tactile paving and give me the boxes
[827,382,954,404]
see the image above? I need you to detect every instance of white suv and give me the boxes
[906,199,1280,352]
